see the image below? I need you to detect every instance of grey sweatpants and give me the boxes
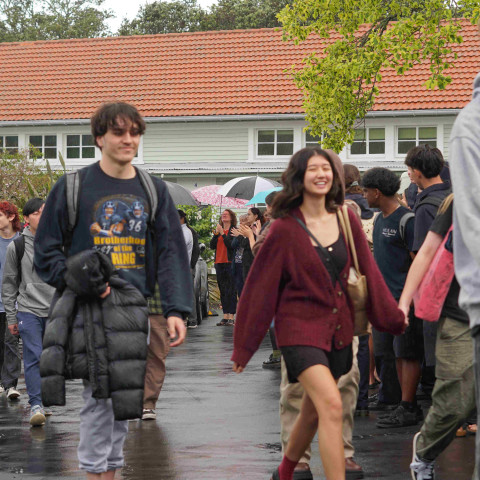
[78,381,129,473]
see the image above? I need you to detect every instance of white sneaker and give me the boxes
[30,405,46,427]
[142,408,156,420]
[6,387,20,400]
[410,432,435,479]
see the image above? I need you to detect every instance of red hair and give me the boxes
[0,201,21,232]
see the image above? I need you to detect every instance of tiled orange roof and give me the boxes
[0,21,478,121]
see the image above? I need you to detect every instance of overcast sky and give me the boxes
[104,0,217,33]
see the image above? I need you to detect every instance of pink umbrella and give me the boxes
[192,185,249,208]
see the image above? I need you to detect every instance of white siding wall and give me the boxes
[143,122,249,163]
[0,114,459,175]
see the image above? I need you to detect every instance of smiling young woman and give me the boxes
[231,147,407,480]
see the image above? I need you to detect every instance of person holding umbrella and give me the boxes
[210,209,237,326]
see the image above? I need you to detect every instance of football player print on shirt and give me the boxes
[90,195,149,270]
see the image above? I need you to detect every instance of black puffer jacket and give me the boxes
[40,250,149,421]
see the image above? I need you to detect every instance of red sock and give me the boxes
[277,455,298,480]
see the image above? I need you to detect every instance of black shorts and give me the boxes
[280,344,353,383]
[393,309,424,361]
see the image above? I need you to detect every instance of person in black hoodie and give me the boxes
[34,102,192,479]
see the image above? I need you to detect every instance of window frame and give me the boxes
[396,126,438,156]
[0,135,19,154]
[348,127,386,157]
[28,134,58,160]
[255,128,295,158]
[65,133,96,161]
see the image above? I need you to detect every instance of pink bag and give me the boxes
[414,225,454,322]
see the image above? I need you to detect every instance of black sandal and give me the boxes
[216,319,228,326]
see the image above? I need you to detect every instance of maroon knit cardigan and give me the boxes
[231,207,405,368]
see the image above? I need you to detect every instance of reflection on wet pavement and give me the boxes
[0,316,475,479]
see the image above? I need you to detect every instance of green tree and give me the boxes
[0,0,112,42]
[118,0,205,35]
[180,205,217,262]
[201,0,289,30]
[0,149,58,209]
[278,1,480,152]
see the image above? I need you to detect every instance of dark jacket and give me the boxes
[34,163,192,319]
[232,207,404,368]
[210,229,235,263]
[40,250,148,421]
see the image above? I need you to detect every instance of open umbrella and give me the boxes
[217,176,281,200]
[192,185,249,208]
[246,187,283,206]
[165,181,199,206]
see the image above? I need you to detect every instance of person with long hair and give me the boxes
[210,209,237,326]
[231,147,406,480]
[234,207,265,280]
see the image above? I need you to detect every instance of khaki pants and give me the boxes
[143,315,171,410]
[416,316,475,462]
[280,337,360,463]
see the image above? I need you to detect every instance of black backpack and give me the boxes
[64,166,159,253]
[13,235,25,283]
[188,226,200,269]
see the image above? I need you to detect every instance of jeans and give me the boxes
[0,312,21,390]
[416,317,475,462]
[17,312,47,407]
[215,263,237,315]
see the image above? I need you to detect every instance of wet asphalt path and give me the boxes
[0,314,475,479]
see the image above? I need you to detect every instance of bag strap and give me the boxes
[135,167,158,226]
[293,216,345,291]
[338,205,360,273]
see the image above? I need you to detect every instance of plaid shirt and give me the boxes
[147,283,163,315]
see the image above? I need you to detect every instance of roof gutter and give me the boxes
[0,109,460,127]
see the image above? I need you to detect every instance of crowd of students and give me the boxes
[229,141,476,480]
[0,95,478,480]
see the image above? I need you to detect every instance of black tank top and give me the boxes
[314,234,348,285]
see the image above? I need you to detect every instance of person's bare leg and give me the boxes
[101,470,116,480]
[87,474,100,480]
[400,358,421,403]
[286,365,345,480]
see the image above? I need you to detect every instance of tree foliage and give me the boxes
[118,0,205,36]
[179,205,217,262]
[118,0,288,35]
[0,149,59,209]
[201,0,288,31]
[278,1,480,152]
[0,0,112,42]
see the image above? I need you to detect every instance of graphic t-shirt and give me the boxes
[0,233,19,312]
[70,162,150,295]
[373,206,415,300]
[429,200,469,324]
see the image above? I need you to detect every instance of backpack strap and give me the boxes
[135,167,158,225]
[64,170,82,255]
[399,212,415,246]
[13,235,25,284]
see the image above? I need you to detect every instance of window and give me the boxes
[66,134,96,159]
[0,135,18,154]
[29,135,57,159]
[398,127,437,154]
[257,129,294,156]
[350,128,385,155]
[305,131,322,148]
